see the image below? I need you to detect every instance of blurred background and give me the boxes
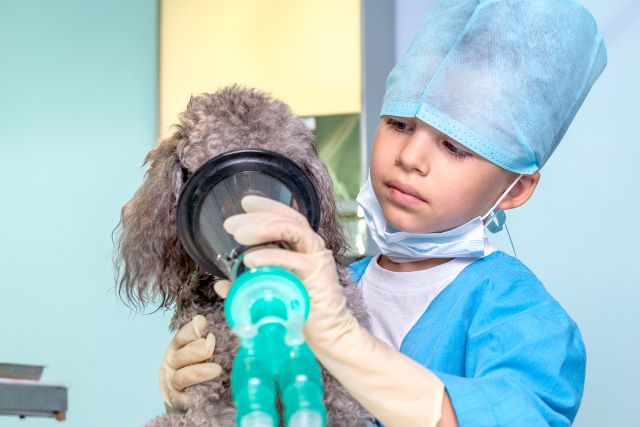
[0,0,637,425]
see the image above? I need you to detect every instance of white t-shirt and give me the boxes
[360,241,497,350]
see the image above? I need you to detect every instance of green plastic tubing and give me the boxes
[225,266,327,427]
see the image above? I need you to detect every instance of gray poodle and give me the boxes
[114,86,375,426]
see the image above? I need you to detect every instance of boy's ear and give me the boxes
[499,171,541,211]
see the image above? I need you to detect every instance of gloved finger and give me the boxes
[240,195,307,224]
[223,211,297,235]
[172,315,209,350]
[172,362,222,391]
[226,215,325,254]
[213,279,231,299]
[170,390,192,412]
[243,248,327,282]
[170,333,216,369]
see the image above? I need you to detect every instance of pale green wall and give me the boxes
[0,1,173,425]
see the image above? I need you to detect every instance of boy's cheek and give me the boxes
[370,146,394,179]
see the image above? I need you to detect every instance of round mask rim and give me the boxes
[176,148,322,278]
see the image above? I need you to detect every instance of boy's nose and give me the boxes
[396,132,432,175]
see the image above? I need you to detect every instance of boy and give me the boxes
[160,0,606,425]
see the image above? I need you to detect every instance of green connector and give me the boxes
[226,266,327,427]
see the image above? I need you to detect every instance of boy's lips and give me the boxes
[386,180,427,205]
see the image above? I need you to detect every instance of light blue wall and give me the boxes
[0,1,173,425]
[395,1,638,426]
[529,2,640,425]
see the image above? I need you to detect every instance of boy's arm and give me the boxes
[225,196,449,427]
[433,301,585,427]
[214,275,459,427]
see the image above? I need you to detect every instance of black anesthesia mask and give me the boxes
[176,149,321,280]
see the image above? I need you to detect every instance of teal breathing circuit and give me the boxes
[225,266,327,427]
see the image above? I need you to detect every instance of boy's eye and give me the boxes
[443,140,471,159]
[385,118,412,132]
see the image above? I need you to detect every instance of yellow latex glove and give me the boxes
[160,314,222,411]
[223,196,444,427]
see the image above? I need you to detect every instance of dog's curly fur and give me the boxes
[114,86,374,426]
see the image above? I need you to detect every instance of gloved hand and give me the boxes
[160,314,222,412]
[223,196,445,427]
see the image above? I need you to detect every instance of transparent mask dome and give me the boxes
[177,149,320,279]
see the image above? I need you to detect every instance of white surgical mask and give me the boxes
[356,175,522,262]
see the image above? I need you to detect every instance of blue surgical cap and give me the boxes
[381,0,607,174]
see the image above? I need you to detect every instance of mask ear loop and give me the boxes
[482,174,523,255]
[504,222,517,258]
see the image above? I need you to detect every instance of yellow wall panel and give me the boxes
[160,0,361,135]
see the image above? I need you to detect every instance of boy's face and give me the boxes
[370,116,518,234]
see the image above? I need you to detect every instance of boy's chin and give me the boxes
[385,212,467,234]
[385,214,434,234]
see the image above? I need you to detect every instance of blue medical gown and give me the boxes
[349,251,585,427]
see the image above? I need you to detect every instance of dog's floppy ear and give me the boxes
[114,132,193,309]
[303,154,348,268]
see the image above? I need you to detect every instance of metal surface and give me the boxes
[0,378,67,420]
[0,363,44,381]
[0,363,68,421]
